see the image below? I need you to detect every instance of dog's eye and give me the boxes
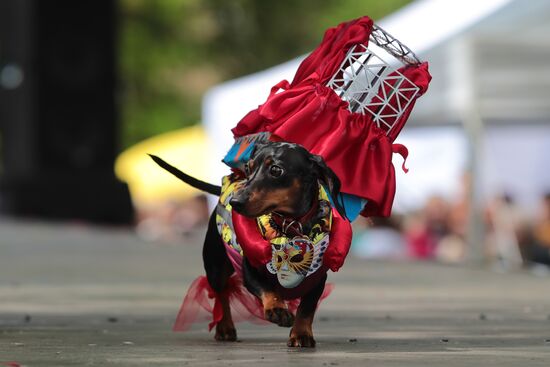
[269,165,283,177]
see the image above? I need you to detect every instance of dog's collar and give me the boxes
[269,213,304,238]
[257,183,331,241]
[270,192,320,237]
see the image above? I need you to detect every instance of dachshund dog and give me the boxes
[150,141,345,347]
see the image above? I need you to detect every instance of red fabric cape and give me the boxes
[232,16,431,217]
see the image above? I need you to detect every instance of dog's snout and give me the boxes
[229,197,246,212]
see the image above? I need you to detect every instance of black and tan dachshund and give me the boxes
[150,141,345,347]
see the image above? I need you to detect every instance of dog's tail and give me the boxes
[148,154,221,196]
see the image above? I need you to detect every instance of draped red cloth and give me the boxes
[232,16,431,217]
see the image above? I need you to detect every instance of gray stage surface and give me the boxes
[1,219,549,366]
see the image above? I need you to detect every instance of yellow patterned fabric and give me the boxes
[215,175,244,255]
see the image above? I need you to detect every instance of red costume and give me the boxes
[173,16,431,332]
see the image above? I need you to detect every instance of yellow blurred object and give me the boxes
[115,125,213,206]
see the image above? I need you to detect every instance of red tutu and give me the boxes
[173,275,334,331]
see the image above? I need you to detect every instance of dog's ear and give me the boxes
[309,154,347,219]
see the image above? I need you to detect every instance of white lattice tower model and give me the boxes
[326,24,422,135]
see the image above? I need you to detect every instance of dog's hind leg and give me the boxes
[242,258,295,328]
[202,211,237,341]
[287,273,327,348]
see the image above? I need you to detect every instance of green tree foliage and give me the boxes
[118,0,411,148]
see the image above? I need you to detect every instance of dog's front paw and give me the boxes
[214,322,237,342]
[265,307,295,327]
[287,331,316,348]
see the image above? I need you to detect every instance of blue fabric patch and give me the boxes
[223,142,254,169]
[323,186,367,222]
[338,193,368,222]
[222,132,271,169]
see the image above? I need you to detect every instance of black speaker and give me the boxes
[0,0,134,224]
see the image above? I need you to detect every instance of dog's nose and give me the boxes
[229,197,245,212]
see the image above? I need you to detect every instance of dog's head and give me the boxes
[229,141,345,219]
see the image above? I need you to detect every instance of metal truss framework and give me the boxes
[326,24,422,135]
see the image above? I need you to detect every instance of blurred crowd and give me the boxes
[134,188,550,271]
[135,195,209,243]
[352,191,550,270]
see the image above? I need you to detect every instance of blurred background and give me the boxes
[1,0,550,271]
